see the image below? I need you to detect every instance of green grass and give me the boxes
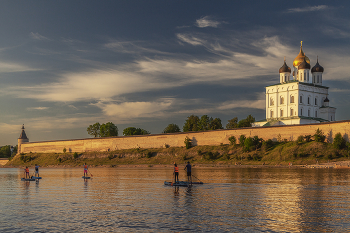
[6,141,350,167]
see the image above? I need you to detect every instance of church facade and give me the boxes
[253,42,336,127]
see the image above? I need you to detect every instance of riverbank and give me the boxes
[4,141,350,168]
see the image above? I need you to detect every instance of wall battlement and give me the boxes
[19,120,350,154]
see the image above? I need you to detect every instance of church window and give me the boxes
[270,98,274,106]
[315,111,318,117]
[280,109,283,117]
[308,97,310,104]
[308,109,310,117]
[317,75,319,83]
[280,97,284,104]
[290,96,294,103]
[315,98,317,105]
[307,72,309,82]
[290,109,293,116]
[313,75,315,83]
[301,108,303,116]
[300,73,303,81]
[331,116,333,121]
[271,110,274,118]
[300,96,302,103]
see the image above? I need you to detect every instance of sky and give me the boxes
[1,1,350,146]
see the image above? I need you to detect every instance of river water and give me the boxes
[1,166,350,232]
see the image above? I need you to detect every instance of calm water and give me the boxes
[1,166,350,232]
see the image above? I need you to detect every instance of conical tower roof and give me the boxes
[19,124,28,139]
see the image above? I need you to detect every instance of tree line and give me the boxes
[87,115,255,137]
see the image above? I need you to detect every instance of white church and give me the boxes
[253,42,336,127]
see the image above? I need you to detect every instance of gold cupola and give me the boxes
[293,41,310,67]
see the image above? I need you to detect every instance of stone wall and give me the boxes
[19,120,350,154]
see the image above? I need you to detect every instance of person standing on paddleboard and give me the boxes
[184,161,192,184]
[24,166,30,179]
[34,164,40,177]
[83,163,88,177]
[174,163,179,183]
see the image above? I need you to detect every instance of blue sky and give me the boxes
[1,1,350,145]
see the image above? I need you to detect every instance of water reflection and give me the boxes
[1,167,350,232]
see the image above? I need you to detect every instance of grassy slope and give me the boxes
[6,141,350,167]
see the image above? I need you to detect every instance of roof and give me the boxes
[266,80,329,89]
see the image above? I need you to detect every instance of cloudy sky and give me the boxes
[1,1,350,145]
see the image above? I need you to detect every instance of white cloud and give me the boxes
[195,16,221,28]
[27,107,49,111]
[30,32,49,40]
[0,61,39,73]
[287,5,328,13]
[94,99,173,118]
[176,34,206,46]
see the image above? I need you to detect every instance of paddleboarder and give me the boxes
[34,164,40,177]
[184,161,192,184]
[83,163,88,177]
[24,166,30,179]
[174,163,179,184]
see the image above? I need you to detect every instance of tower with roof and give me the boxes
[18,124,29,154]
[253,42,336,127]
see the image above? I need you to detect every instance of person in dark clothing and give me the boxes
[184,161,192,183]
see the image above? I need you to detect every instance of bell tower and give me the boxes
[17,124,29,154]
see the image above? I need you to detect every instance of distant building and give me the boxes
[17,124,29,154]
[253,42,336,127]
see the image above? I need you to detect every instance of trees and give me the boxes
[333,133,346,149]
[123,127,150,136]
[100,122,118,137]
[183,115,200,132]
[87,122,118,137]
[87,122,101,137]
[226,117,238,129]
[163,124,181,133]
[183,115,223,132]
[238,115,255,128]
[314,128,326,142]
[0,145,11,158]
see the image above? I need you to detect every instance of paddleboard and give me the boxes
[164,181,189,187]
[31,176,42,179]
[82,176,91,179]
[21,178,36,181]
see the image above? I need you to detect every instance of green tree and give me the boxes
[209,118,223,130]
[0,145,11,158]
[226,117,238,129]
[333,133,346,149]
[123,127,150,136]
[228,136,236,145]
[314,128,325,142]
[184,136,192,149]
[239,135,246,146]
[198,115,211,131]
[238,115,255,128]
[163,124,181,133]
[183,115,200,132]
[100,122,118,137]
[244,137,254,152]
[87,122,101,137]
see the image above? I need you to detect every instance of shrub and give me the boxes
[197,150,202,156]
[182,153,188,160]
[20,154,32,163]
[73,152,79,159]
[58,158,62,163]
[228,136,236,145]
[333,133,346,150]
[146,152,153,158]
[262,139,274,151]
[203,151,220,160]
[239,135,246,146]
[108,154,114,160]
[314,128,325,142]
[184,137,192,149]
[244,137,254,152]
[223,154,230,160]
[63,148,67,153]
[296,135,304,144]
[304,135,312,142]
[252,136,263,149]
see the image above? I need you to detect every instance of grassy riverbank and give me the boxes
[5,140,350,167]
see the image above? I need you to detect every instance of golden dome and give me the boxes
[293,41,310,67]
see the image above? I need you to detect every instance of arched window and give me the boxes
[300,73,303,81]
[300,96,302,103]
[280,97,284,104]
[313,75,315,83]
[301,108,303,116]
[270,98,274,106]
[315,98,317,105]
[317,76,319,83]
[308,97,310,104]
[280,109,283,117]
[290,109,293,116]
[315,111,318,117]
[290,96,294,103]
[271,110,274,118]
[331,116,333,121]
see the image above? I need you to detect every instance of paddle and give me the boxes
[192,174,203,183]
[88,170,93,177]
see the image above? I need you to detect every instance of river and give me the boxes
[1,166,350,232]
